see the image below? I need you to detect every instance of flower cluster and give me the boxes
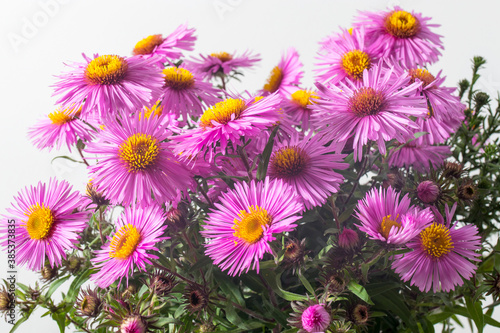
[2,7,493,333]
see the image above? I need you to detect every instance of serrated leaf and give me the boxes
[347,281,373,305]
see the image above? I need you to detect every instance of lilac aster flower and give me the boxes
[90,205,167,288]
[315,62,428,161]
[187,50,260,79]
[355,186,433,244]
[201,178,303,276]
[315,27,380,86]
[392,203,481,293]
[0,179,87,271]
[172,93,281,162]
[53,54,163,119]
[262,47,303,96]
[268,134,347,210]
[387,137,451,173]
[132,23,196,66]
[354,7,443,68]
[85,111,194,207]
[159,65,221,121]
[28,105,94,152]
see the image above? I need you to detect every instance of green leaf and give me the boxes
[45,275,71,299]
[347,281,374,305]
[64,268,92,303]
[465,297,484,333]
[52,312,67,333]
[217,274,245,307]
[9,316,28,333]
[51,155,85,164]
[256,125,279,181]
[298,273,316,297]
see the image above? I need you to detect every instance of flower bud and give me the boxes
[417,180,440,204]
[338,228,360,251]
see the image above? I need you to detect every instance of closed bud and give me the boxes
[417,180,441,204]
[40,262,58,282]
[338,228,359,251]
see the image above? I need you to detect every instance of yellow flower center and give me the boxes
[48,106,82,126]
[420,223,454,259]
[232,206,272,244]
[119,133,159,172]
[200,98,246,129]
[23,203,54,240]
[263,66,283,93]
[84,55,129,85]
[109,224,141,259]
[142,100,163,119]
[408,68,436,88]
[379,215,401,239]
[385,10,420,38]
[133,34,164,55]
[162,67,195,90]
[210,52,233,62]
[290,90,318,108]
[348,87,385,117]
[341,50,372,80]
[269,146,309,178]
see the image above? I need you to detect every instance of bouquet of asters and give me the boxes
[2,6,500,333]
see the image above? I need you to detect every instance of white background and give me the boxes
[1,0,500,332]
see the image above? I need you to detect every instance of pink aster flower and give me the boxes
[201,178,303,276]
[268,134,347,210]
[172,93,281,162]
[354,7,443,68]
[315,62,428,161]
[289,301,331,333]
[28,105,94,152]
[159,65,221,121]
[387,137,451,173]
[85,111,194,207]
[187,50,260,79]
[392,203,481,293]
[0,178,87,271]
[132,23,196,66]
[315,27,380,86]
[408,69,465,144]
[53,54,163,119]
[262,47,303,96]
[281,89,319,131]
[90,205,167,288]
[355,186,433,244]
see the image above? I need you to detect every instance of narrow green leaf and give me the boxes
[51,155,84,164]
[45,275,71,299]
[347,281,374,305]
[465,297,484,333]
[64,268,92,303]
[298,273,316,297]
[9,316,28,333]
[256,125,279,181]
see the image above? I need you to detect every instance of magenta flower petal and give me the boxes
[201,178,303,276]
[90,205,167,288]
[0,178,87,271]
